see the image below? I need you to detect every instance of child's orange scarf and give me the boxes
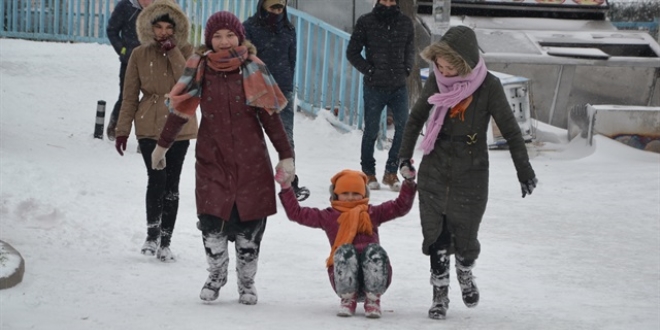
[327,199,372,267]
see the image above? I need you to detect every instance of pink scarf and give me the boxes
[419,57,487,155]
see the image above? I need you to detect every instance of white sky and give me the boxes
[0,38,659,330]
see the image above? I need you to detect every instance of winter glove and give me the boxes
[159,37,176,52]
[275,158,295,188]
[520,177,538,198]
[151,145,168,170]
[115,136,128,156]
[399,159,416,181]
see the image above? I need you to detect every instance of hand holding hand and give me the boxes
[399,159,416,181]
[115,136,128,156]
[520,177,538,198]
[274,168,292,189]
[159,37,176,52]
[275,158,295,189]
[151,145,168,170]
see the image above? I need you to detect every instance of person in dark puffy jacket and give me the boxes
[275,169,417,318]
[398,26,539,320]
[243,0,310,202]
[106,0,153,141]
[346,0,414,192]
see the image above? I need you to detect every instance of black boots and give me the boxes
[456,256,479,308]
[429,285,449,319]
[428,250,480,319]
[429,248,450,319]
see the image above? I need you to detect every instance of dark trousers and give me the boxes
[280,91,295,150]
[361,85,409,175]
[110,61,128,123]
[138,138,190,246]
[429,216,452,286]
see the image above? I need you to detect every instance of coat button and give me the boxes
[207,97,212,101]
[235,96,240,101]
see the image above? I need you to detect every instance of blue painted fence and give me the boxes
[1,0,367,130]
[611,18,659,41]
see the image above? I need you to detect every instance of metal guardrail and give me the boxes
[1,0,367,131]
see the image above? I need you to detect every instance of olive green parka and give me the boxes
[398,27,535,259]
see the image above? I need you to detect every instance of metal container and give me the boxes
[419,0,660,129]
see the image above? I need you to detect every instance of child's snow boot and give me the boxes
[337,292,358,317]
[456,256,479,307]
[428,285,449,320]
[364,292,382,318]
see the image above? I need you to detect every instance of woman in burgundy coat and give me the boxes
[276,169,417,318]
[152,11,294,305]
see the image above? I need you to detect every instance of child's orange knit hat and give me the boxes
[331,170,368,196]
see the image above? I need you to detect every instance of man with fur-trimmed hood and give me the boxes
[114,0,198,262]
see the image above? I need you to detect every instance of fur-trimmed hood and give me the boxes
[136,0,189,46]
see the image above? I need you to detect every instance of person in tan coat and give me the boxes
[114,0,198,262]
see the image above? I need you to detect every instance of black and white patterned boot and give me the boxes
[429,248,450,319]
[429,285,450,320]
[236,234,260,305]
[456,256,479,308]
[199,232,229,302]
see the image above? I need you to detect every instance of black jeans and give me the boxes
[138,138,190,246]
[110,61,128,122]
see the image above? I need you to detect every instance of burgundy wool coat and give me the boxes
[195,66,293,222]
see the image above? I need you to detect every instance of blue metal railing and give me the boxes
[611,18,659,41]
[1,0,367,131]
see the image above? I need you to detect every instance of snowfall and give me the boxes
[0,38,659,330]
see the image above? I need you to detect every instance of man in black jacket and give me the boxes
[244,0,310,201]
[106,0,153,141]
[346,0,414,191]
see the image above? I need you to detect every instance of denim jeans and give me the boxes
[361,85,409,176]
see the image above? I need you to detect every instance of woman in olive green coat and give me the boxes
[397,26,538,320]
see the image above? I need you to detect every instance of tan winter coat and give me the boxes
[116,0,197,141]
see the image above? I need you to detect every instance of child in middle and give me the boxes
[276,167,417,318]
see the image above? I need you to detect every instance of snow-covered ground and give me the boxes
[1,38,659,330]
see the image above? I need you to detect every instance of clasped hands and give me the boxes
[274,158,296,189]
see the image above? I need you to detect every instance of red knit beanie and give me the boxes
[204,11,246,48]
